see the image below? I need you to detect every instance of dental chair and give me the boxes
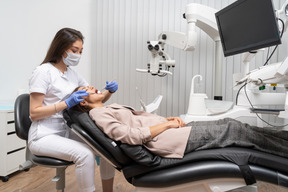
[63,109,288,192]
[14,94,73,192]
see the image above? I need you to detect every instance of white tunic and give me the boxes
[28,63,88,142]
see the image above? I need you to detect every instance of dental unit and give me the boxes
[137,0,288,127]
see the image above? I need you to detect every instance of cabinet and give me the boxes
[0,108,26,182]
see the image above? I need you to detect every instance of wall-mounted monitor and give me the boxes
[215,0,281,57]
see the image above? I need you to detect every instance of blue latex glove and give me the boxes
[105,81,118,93]
[65,90,89,109]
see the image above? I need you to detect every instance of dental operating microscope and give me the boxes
[137,1,288,127]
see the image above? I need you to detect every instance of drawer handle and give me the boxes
[7,121,15,124]
[7,147,25,155]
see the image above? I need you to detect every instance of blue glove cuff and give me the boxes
[65,100,71,109]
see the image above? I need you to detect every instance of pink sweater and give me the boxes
[89,103,191,158]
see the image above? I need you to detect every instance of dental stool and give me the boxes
[14,94,73,192]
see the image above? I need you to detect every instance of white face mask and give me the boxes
[63,52,81,66]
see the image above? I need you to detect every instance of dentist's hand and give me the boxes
[105,81,118,93]
[65,90,89,109]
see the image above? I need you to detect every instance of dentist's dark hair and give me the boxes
[41,28,84,65]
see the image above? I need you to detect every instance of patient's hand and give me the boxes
[149,117,186,138]
[166,117,186,128]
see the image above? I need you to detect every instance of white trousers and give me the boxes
[28,125,115,192]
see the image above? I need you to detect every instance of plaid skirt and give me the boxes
[185,118,288,158]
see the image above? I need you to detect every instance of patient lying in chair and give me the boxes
[71,86,288,159]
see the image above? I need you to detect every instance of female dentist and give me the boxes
[28,28,116,192]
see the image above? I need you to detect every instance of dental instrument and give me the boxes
[136,86,163,113]
[136,87,147,112]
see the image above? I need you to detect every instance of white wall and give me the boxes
[92,0,288,117]
[0,0,93,102]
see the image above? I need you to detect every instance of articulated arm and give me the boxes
[277,0,288,32]
[136,3,219,76]
[236,56,288,87]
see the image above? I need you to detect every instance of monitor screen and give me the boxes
[215,0,281,57]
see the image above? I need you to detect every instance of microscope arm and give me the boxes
[160,3,219,50]
[277,0,288,32]
[136,3,219,76]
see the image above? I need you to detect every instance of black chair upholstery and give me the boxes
[14,94,31,140]
[14,94,73,191]
[64,109,288,190]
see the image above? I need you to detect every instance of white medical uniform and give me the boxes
[28,63,115,192]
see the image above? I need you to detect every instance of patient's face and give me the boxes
[77,86,104,104]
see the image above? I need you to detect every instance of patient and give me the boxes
[71,86,288,159]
